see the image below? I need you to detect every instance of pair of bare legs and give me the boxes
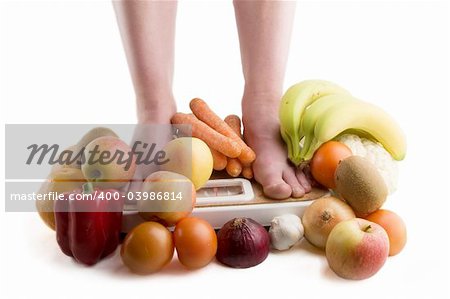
[113,0,311,199]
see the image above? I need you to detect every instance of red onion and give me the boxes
[216,218,270,268]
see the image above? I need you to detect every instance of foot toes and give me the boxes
[253,162,293,199]
[295,168,312,193]
[283,169,305,198]
[263,182,292,200]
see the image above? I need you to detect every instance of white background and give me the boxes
[1,0,449,298]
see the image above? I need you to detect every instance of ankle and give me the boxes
[136,94,176,124]
[242,86,282,111]
[242,87,282,102]
[242,89,282,124]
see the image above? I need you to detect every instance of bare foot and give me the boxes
[127,93,176,194]
[242,91,311,199]
[136,91,177,124]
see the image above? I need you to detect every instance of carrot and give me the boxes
[242,166,254,179]
[225,115,255,164]
[171,113,241,158]
[223,114,244,177]
[224,114,242,137]
[190,98,238,138]
[210,148,227,171]
[226,158,242,177]
[190,98,256,164]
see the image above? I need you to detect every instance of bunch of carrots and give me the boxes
[171,98,256,179]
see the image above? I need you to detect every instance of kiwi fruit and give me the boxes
[334,156,388,216]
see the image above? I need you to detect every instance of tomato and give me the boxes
[121,222,174,274]
[174,217,217,269]
[310,141,352,189]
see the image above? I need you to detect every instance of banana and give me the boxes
[313,100,407,161]
[279,80,350,165]
[300,93,357,159]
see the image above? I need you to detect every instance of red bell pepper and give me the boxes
[54,183,124,265]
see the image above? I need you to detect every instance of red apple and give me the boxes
[326,218,389,280]
[81,136,136,188]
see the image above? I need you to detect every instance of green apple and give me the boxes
[160,137,213,190]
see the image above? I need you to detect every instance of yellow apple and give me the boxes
[160,137,213,190]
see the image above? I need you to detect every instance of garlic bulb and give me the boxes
[269,214,304,251]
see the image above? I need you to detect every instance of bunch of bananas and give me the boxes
[279,80,407,165]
